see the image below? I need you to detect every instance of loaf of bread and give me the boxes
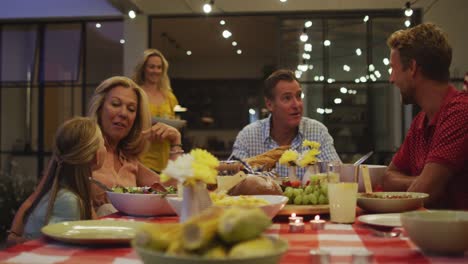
[245,145,290,171]
[228,175,283,196]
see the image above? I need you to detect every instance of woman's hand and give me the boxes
[142,122,181,145]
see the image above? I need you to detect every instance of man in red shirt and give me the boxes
[384,23,468,209]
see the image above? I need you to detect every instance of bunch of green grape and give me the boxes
[282,175,329,205]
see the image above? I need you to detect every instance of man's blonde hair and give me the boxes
[387,23,452,82]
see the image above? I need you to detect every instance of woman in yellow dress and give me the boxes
[133,49,182,172]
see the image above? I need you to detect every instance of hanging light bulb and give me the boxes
[300,28,308,42]
[203,0,214,14]
[405,19,411,28]
[222,30,232,39]
[383,58,390,65]
[404,2,413,17]
[219,20,225,25]
[323,40,331,46]
[186,50,192,56]
[368,64,375,72]
[363,15,369,23]
[304,21,313,28]
[356,48,362,56]
[343,65,351,72]
[304,43,312,52]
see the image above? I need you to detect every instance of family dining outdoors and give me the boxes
[2,22,467,262]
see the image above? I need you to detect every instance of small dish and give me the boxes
[152,117,187,129]
[358,213,402,228]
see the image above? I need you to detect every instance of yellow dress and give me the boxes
[140,91,179,172]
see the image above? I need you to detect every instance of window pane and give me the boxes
[86,21,123,84]
[43,85,82,151]
[1,25,37,81]
[280,19,323,81]
[327,19,367,82]
[44,24,81,81]
[372,17,406,81]
[1,86,30,151]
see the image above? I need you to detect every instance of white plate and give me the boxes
[41,219,144,245]
[152,117,186,129]
[358,213,402,228]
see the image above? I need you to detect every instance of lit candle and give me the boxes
[289,219,305,233]
[309,214,326,231]
[288,213,303,223]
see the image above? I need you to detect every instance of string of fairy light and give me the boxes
[294,1,415,115]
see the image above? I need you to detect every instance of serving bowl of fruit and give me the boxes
[106,186,178,217]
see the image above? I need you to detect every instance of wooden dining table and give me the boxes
[0,211,467,264]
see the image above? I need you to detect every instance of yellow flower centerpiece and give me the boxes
[161,149,220,222]
[298,140,325,184]
[279,149,299,181]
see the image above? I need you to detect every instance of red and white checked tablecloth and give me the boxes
[0,214,467,264]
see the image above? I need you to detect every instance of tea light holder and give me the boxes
[309,249,331,263]
[309,214,326,231]
[288,213,303,224]
[289,219,305,233]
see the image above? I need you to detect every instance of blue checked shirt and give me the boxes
[232,115,341,180]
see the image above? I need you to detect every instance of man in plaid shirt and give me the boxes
[232,69,340,179]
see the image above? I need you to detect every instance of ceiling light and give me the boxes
[323,40,331,46]
[319,76,324,81]
[95,23,101,28]
[128,10,136,19]
[374,70,381,78]
[302,53,311,60]
[300,32,308,42]
[316,108,325,114]
[356,48,362,56]
[120,39,125,44]
[232,41,237,46]
[343,65,351,72]
[308,64,314,70]
[186,50,192,56]
[304,21,313,28]
[249,108,256,115]
[280,0,287,2]
[236,49,242,55]
[363,15,369,22]
[355,78,360,83]
[368,64,375,72]
[340,87,348,94]
[219,20,225,25]
[304,43,312,52]
[360,76,367,82]
[388,68,393,74]
[325,108,333,114]
[203,0,214,14]
[334,98,342,104]
[314,76,319,81]
[222,30,232,38]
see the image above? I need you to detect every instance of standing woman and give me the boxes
[133,49,182,173]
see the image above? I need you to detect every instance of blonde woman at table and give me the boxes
[87,76,180,215]
[133,49,181,173]
[7,117,106,246]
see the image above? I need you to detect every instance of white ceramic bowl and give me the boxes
[133,236,288,264]
[152,117,187,129]
[340,164,387,192]
[357,192,429,213]
[106,191,177,217]
[401,210,468,255]
[166,195,288,219]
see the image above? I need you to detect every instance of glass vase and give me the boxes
[180,180,212,222]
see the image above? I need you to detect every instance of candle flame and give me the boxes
[315,215,320,221]
[292,213,296,217]
[295,219,301,224]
